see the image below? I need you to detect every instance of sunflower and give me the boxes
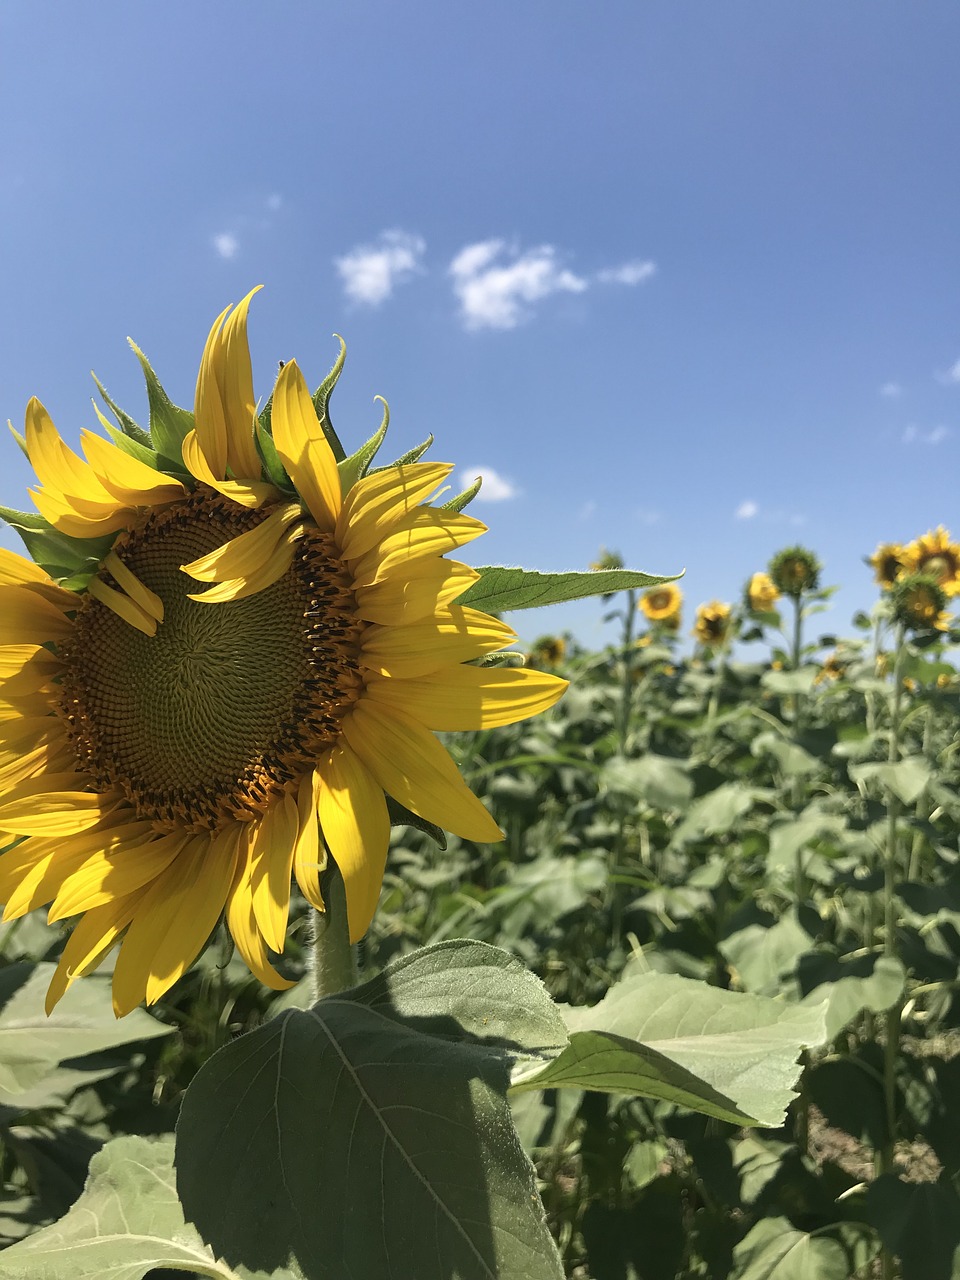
[902,526,960,596]
[867,542,906,591]
[693,600,732,646]
[529,635,566,667]
[639,583,683,624]
[892,573,951,633]
[0,288,566,1015]
[768,546,820,597]
[746,571,780,612]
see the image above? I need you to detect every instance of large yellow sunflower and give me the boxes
[902,526,960,596]
[0,288,566,1015]
[639,583,683,624]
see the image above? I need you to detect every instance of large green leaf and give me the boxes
[849,758,932,805]
[731,1216,877,1280]
[800,954,905,1041]
[458,566,680,614]
[600,754,693,811]
[176,940,566,1280]
[0,963,171,1103]
[0,1134,292,1280]
[512,970,827,1127]
[864,1175,960,1280]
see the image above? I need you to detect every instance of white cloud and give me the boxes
[578,500,597,521]
[735,499,758,520]
[903,424,951,445]
[880,381,902,398]
[458,466,519,502]
[449,240,587,330]
[936,358,960,385]
[335,229,426,306]
[213,232,239,260]
[597,260,657,286]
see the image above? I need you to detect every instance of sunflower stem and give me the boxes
[310,859,357,1000]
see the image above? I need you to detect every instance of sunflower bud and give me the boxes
[693,600,732,646]
[745,571,780,612]
[768,546,821,598]
[867,542,906,591]
[891,573,951,632]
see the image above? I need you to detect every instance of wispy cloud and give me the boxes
[335,230,425,306]
[596,260,657,286]
[449,240,587,330]
[635,507,661,525]
[936,358,960,386]
[213,233,239,260]
[880,381,902,398]
[735,499,758,520]
[903,424,951,445]
[458,465,519,502]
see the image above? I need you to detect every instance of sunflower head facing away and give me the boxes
[640,583,683,625]
[745,571,780,612]
[769,546,821,598]
[902,526,960,597]
[693,600,732,646]
[892,573,951,633]
[0,288,566,1015]
[868,542,907,591]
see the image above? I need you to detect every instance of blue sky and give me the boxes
[2,2,959,649]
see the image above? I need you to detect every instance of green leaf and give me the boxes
[751,731,820,776]
[864,1175,960,1280]
[176,941,566,1280]
[512,969,827,1128]
[0,963,171,1104]
[800,954,905,1041]
[672,782,767,846]
[0,507,114,581]
[761,668,819,696]
[719,910,817,994]
[311,335,347,462]
[126,339,195,467]
[91,374,151,447]
[443,474,483,512]
[849,757,932,805]
[732,1217,878,1280]
[0,1134,289,1280]
[459,566,680,614]
[378,433,435,469]
[337,395,389,490]
[766,812,848,873]
[601,754,693,811]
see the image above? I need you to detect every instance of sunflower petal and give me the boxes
[181,431,277,508]
[271,361,341,532]
[336,462,453,561]
[186,529,299,603]
[225,832,296,991]
[45,892,147,1014]
[365,665,568,731]
[112,828,241,1014]
[354,559,479,626]
[80,430,185,506]
[87,577,158,637]
[342,701,502,843]
[218,287,267,481]
[0,586,74,645]
[49,831,185,921]
[293,769,326,911]
[360,607,516,678]
[29,486,133,538]
[0,789,116,838]
[316,743,389,943]
[103,552,164,622]
[249,793,300,954]
[24,398,115,506]
[350,508,487,587]
[0,548,52,587]
[181,503,301,582]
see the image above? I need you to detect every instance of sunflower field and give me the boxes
[2,300,960,1280]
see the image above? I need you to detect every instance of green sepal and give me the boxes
[377,434,434,470]
[255,414,291,489]
[126,340,195,469]
[99,419,160,470]
[443,475,482,512]
[0,507,114,581]
[7,424,28,460]
[338,397,389,491]
[459,566,682,614]
[476,650,526,668]
[386,797,447,850]
[91,374,151,448]
[311,337,347,463]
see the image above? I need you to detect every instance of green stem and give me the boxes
[617,590,637,753]
[791,595,806,903]
[907,710,933,881]
[310,858,358,1000]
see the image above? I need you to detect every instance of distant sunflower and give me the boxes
[0,289,566,1015]
[693,600,732,646]
[892,573,951,633]
[868,542,907,591]
[902,527,960,596]
[746,572,780,612]
[640,583,683,624]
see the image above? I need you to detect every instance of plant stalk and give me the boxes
[310,858,358,1000]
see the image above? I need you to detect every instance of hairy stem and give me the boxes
[310,858,358,1000]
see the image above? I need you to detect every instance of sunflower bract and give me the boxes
[0,289,567,1016]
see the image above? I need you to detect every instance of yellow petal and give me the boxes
[80,430,185,506]
[218,287,267,481]
[112,828,241,1014]
[45,891,147,1014]
[293,769,326,911]
[0,788,115,838]
[0,585,74,645]
[181,502,301,582]
[342,701,502,844]
[336,462,453,561]
[186,529,299,603]
[103,552,164,622]
[181,430,276,508]
[354,559,479,626]
[270,361,341,532]
[365,665,568,731]
[0,646,60,698]
[49,830,185,921]
[360,607,516,678]
[24,398,115,506]
[0,548,51,587]
[87,577,158,637]
[225,831,296,990]
[0,715,61,750]
[350,508,487,587]
[248,793,300,954]
[193,303,232,478]
[316,743,389,943]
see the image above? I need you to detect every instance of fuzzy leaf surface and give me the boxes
[458,566,680,613]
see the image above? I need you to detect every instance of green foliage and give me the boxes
[459,566,681,613]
